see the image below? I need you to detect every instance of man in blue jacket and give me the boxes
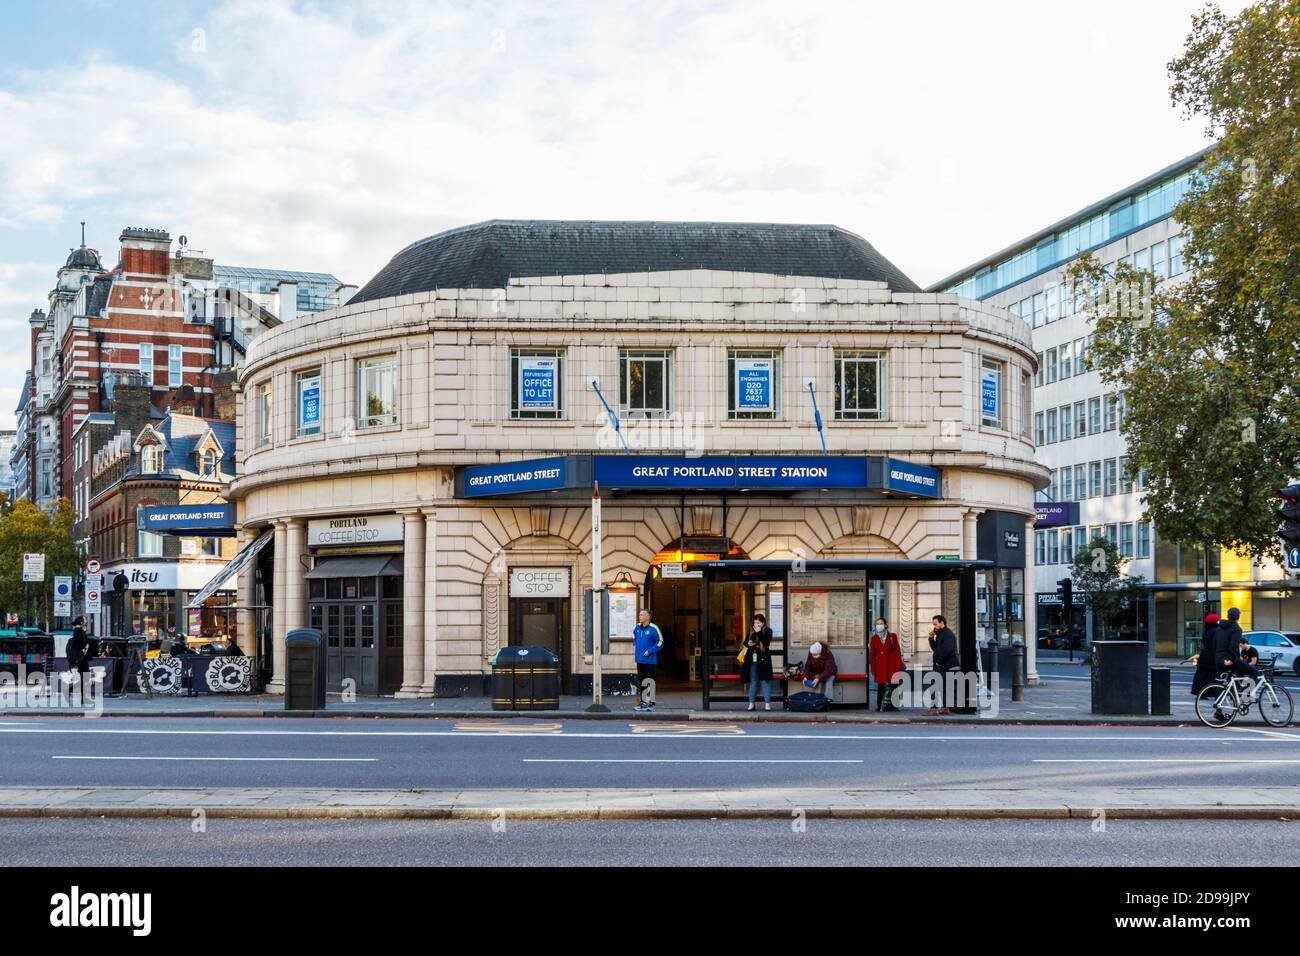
[632,608,663,712]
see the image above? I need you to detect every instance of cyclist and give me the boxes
[1216,607,1258,700]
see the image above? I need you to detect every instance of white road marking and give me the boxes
[523,758,864,764]
[51,756,377,762]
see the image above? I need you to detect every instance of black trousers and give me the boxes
[875,682,891,710]
[635,663,657,701]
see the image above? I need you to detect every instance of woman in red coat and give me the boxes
[869,617,904,711]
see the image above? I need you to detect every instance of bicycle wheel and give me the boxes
[1195,683,1237,728]
[1258,682,1294,727]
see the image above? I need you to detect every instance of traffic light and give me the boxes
[1278,484,1300,548]
[1056,577,1073,607]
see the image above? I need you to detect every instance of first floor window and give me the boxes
[728,349,780,420]
[138,343,153,381]
[1137,522,1152,558]
[511,348,564,420]
[620,349,672,417]
[1058,405,1073,441]
[168,344,183,387]
[1035,412,1045,447]
[980,359,1003,429]
[1046,408,1058,443]
[1061,466,1074,501]
[1075,401,1087,436]
[1119,455,1133,494]
[1104,458,1118,496]
[357,354,398,427]
[255,381,272,446]
[834,350,887,420]
[1120,523,1135,557]
[1089,461,1103,498]
[1088,397,1102,435]
[1074,465,1087,502]
[1060,528,1075,561]
[296,368,323,436]
[1047,530,1060,565]
[1035,531,1046,566]
[138,507,163,557]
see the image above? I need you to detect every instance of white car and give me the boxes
[1243,631,1300,676]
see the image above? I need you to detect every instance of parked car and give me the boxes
[1242,631,1300,676]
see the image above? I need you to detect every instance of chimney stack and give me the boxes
[119,227,171,279]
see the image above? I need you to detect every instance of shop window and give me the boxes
[326,578,342,600]
[510,348,564,420]
[382,576,403,599]
[357,354,398,427]
[620,349,672,418]
[833,350,887,420]
[727,349,780,421]
[384,604,403,647]
[310,579,324,600]
[360,577,377,599]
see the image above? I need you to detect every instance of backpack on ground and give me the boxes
[785,690,829,713]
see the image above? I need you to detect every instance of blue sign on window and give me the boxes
[981,367,1000,421]
[735,359,772,411]
[519,358,558,411]
[300,375,321,430]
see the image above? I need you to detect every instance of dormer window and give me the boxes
[201,449,218,477]
[141,445,164,474]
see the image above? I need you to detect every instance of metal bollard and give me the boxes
[1011,641,1025,702]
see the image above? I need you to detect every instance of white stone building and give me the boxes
[221,221,1046,699]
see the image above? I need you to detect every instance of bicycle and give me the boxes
[1194,663,1293,728]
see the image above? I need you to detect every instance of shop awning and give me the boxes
[186,529,273,609]
[305,555,404,579]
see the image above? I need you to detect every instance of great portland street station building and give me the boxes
[214,221,1047,699]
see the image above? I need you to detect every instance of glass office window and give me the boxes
[139,343,153,380]
[1119,455,1133,494]
[1089,397,1102,434]
[728,349,781,421]
[1059,340,1072,379]
[1032,292,1046,328]
[833,350,887,420]
[1075,401,1087,437]
[1089,461,1103,498]
[1045,348,1057,384]
[1104,458,1118,496]
[621,349,673,418]
[1035,531,1046,566]
[1134,247,1150,273]
[1034,352,1044,387]
[1076,337,1089,374]
[357,354,398,427]
[980,359,1003,429]
[1046,408,1058,443]
[1059,404,1073,441]
[168,345,183,387]
[255,381,272,447]
[1120,523,1135,557]
[296,368,322,436]
[1061,466,1074,501]
[1137,522,1152,558]
[511,348,565,421]
[1061,527,1074,561]
[1151,240,1168,279]
[1047,530,1060,565]
[1169,234,1186,275]
[1105,393,1119,431]
[1035,412,1045,447]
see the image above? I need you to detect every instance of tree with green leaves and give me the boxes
[1069,536,1149,642]
[0,493,83,629]
[1068,0,1300,562]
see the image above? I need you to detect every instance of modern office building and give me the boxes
[931,148,1300,656]
[214,220,1047,698]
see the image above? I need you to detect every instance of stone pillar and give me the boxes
[237,525,258,664]
[420,506,438,696]
[268,520,288,694]
[1023,515,1039,685]
[285,519,307,630]
[961,508,982,560]
[396,509,427,698]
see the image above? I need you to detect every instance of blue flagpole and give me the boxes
[808,381,828,455]
[591,379,630,453]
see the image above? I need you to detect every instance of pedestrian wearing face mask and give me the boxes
[869,617,904,711]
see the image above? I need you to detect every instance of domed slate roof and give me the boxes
[65,246,104,272]
[351,220,920,304]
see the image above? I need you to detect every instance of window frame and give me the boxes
[168,344,183,387]
[138,342,154,381]
[357,353,399,428]
[980,358,1004,430]
[619,349,673,419]
[295,367,324,437]
[832,349,888,421]
[727,349,781,421]
[510,348,565,421]
[255,380,273,448]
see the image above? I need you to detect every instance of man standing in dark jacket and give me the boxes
[926,614,959,715]
[66,616,95,705]
[1191,613,1221,696]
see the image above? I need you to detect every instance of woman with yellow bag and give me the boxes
[740,613,775,711]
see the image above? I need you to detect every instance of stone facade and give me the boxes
[232,269,1047,696]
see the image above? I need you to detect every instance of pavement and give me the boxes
[6,660,1289,725]
[1,784,1297,820]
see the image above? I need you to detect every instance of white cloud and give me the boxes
[0,0,1240,429]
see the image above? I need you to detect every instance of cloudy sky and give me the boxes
[0,0,1239,429]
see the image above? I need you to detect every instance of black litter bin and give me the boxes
[491,646,560,711]
[1150,666,1171,715]
[284,628,326,710]
[1091,640,1148,714]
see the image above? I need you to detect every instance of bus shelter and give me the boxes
[685,558,992,710]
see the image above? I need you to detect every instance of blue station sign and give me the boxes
[457,455,942,499]
[138,504,236,535]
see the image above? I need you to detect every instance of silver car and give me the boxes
[1243,631,1300,676]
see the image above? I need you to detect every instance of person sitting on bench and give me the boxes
[802,641,837,700]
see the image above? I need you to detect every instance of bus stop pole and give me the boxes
[586,483,609,713]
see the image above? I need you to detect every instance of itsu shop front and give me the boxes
[305,514,408,696]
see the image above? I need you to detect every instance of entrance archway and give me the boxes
[644,536,750,689]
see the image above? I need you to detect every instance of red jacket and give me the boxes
[870,631,904,684]
[803,647,838,682]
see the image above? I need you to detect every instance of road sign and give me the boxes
[84,589,101,613]
[54,576,72,602]
[85,573,103,591]
[1289,547,1300,570]
[22,553,45,582]
[54,601,71,617]
[86,557,102,575]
